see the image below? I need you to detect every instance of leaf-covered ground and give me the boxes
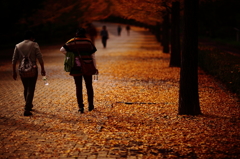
[86,42,240,158]
[0,22,239,158]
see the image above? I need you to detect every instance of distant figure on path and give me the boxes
[100,25,109,48]
[60,28,98,113]
[126,25,131,36]
[117,25,122,36]
[86,23,98,45]
[12,30,46,116]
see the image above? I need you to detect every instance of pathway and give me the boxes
[0,22,239,159]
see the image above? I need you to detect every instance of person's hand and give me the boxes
[41,70,46,76]
[95,69,99,75]
[13,72,17,80]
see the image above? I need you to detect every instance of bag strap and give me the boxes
[16,43,34,58]
[74,38,83,60]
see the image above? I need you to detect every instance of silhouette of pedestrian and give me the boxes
[126,25,131,36]
[117,25,122,36]
[60,28,98,113]
[100,25,109,48]
[12,30,46,116]
[86,23,98,45]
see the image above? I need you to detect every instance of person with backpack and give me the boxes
[60,28,98,114]
[12,30,46,116]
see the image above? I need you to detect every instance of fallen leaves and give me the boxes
[0,25,239,158]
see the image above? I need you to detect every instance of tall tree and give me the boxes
[155,22,162,42]
[178,0,201,115]
[162,12,170,53]
[169,1,181,67]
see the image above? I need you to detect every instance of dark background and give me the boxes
[1,0,240,48]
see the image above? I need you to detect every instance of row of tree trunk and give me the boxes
[153,0,201,115]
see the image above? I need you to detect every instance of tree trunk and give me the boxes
[178,0,201,115]
[162,13,170,53]
[155,22,162,42]
[169,1,181,67]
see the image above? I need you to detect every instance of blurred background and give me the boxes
[1,0,240,48]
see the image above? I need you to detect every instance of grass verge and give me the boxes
[198,46,240,99]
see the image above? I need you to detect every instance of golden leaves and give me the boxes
[82,34,240,157]
[111,0,168,25]
[1,25,239,158]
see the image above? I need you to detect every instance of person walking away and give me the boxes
[117,25,122,36]
[86,23,98,45]
[12,30,46,116]
[60,28,98,113]
[126,25,131,36]
[100,25,109,48]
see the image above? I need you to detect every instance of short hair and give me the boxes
[24,30,35,40]
[76,28,86,36]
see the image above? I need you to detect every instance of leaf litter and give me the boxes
[0,29,239,158]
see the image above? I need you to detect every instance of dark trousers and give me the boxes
[73,75,94,109]
[101,37,108,48]
[21,75,38,111]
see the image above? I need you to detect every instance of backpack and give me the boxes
[64,51,75,72]
[18,44,37,78]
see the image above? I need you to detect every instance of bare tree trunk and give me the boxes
[155,22,162,42]
[169,1,181,67]
[178,0,201,115]
[162,13,170,53]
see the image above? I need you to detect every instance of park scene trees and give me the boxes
[2,0,230,115]
[0,0,239,158]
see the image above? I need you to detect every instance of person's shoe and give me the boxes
[29,104,34,111]
[24,111,32,116]
[89,106,94,112]
[78,108,84,114]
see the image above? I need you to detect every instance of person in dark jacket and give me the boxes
[100,25,109,48]
[60,28,98,113]
[126,25,131,36]
[117,25,122,36]
[86,23,98,45]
